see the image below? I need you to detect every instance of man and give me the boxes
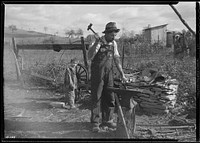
[63,58,79,109]
[88,22,128,132]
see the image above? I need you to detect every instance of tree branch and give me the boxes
[169,4,196,36]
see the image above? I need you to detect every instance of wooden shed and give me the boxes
[143,24,168,46]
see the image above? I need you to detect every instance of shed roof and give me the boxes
[144,24,168,31]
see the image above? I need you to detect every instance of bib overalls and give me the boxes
[90,44,115,124]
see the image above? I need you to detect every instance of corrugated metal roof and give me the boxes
[144,24,168,30]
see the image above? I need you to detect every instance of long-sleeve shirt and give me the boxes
[64,65,77,90]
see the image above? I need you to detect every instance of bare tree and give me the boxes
[129,30,135,38]
[54,31,59,36]
[8,24,17,33]
[76,28,84,38]
[65,29,75,38]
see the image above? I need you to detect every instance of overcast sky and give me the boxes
[5,2,196,37]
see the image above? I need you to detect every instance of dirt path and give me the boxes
[4,80,119,139]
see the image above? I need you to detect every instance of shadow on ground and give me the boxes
[8,101,53,111]
[4,119,116,138]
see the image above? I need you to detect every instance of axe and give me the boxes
[87,23,107,45]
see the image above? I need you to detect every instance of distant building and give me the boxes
[143,24,169,46]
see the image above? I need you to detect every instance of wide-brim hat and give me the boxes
[102,22,120,33]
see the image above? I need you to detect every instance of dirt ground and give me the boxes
[3,45,196,141]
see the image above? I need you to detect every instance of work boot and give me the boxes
[69,104,78,110]
[105,121,117,129]
[70,105,76,109]
[101,121,117,129]
[63,104,70,109]
[92,123,100,132]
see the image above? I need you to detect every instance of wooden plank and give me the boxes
[81,37,89,70]
[16,44,89,50]
[122,41,125,68]
[11,38,21,82]
[137,124,195,129]
[107,87,145,96]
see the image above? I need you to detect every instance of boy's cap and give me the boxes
[70,58,79,64]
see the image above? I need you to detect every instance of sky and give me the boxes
[4,2,196,37]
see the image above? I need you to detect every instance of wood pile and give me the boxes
[116,68,179,114]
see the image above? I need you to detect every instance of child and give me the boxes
[63,58,79,109]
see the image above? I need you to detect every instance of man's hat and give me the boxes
[102,22,120,33]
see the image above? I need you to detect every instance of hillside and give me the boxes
[4,27,89,45]
[4,27,54,38]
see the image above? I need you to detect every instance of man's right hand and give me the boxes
[94,33,101,40]
[121,75,128,83]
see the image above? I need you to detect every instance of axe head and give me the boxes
[87,23,93,31]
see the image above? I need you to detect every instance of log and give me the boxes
[16,44,89,50]
[137,124,195,128]
[140,101,168,110]
[142,108,169,114]
[154,91,162,96]
[139,96,157,103]
[159,94,176,101]
[168,84,178,90]
[151,87,163,92]
[137,93,150,98]
[164,90,177,94]
[140,89,154,95]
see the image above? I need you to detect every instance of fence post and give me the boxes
[122,41,125,68]
[11,37,20,81]
[11,37,25,87]
[81,37,88,70]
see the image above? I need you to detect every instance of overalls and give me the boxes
[90,44,115,124]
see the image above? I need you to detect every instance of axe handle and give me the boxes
[88,27,106,45]
[115,94,130,139]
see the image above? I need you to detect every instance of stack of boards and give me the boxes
[125,78,179,114]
